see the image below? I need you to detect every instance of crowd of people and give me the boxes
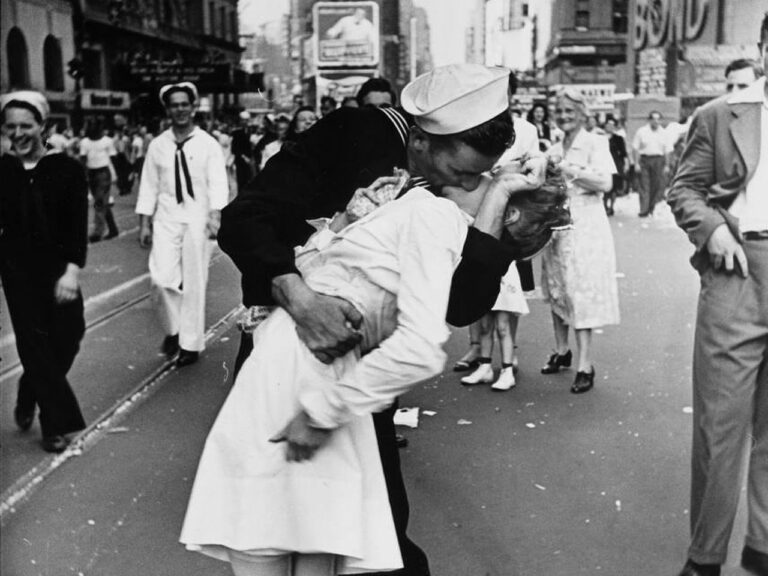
[1,13,767,576]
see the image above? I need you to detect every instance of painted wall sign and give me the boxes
[633,0,711,50]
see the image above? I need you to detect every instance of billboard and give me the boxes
[313,1,379,68]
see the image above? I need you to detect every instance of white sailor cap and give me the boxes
[401,64,510,135]
[159,82,199,105]
[1,90,50,123]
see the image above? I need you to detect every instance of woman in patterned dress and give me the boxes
[540,89,620,394]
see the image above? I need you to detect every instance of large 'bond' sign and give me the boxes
[633,0,710,50]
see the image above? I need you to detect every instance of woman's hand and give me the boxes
[270,410,332,462]
[54,264,80,304]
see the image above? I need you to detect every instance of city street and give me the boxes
[0,191,755,576]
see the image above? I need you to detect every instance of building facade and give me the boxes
[544,0,631,102]
[1,0,77,122]
[2,0,245,127]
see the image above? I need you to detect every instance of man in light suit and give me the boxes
[667,13,768,576]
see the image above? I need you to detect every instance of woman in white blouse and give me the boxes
[180,171,570,576]
[540,89,621,394]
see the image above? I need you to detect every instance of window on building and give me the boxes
[219,6,226,37]
[7,27,30,88]
[612,0,628,33]
[209,1,216,36]
[82,48,103,89]
[522,2,529,17]
[575,0,590,30]
[164,0,175,25]
[43,35,65,91]
[229,10,237,42]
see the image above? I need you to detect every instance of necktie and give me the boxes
[174,136,195,204]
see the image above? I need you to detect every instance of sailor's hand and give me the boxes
[206,210,222,239]
[54,265,80,304]
[139,224,152,248]
[273,275,363,364]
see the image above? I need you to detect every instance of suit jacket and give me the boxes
[667,77,764,272]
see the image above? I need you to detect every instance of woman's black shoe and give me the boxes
[571,368,595,394]
[41,435,70,453]
[453,358,481,372]
[14,405,35,432]
[541,350,572,374]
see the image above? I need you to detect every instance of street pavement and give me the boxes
[0,193,756,576]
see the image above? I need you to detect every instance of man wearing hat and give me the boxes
[218,63,544,575]
[136,82,229,367]
[1,91,88,453]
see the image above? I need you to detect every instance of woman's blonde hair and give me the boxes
[556,88,590,118]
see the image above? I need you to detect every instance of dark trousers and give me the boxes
[87,167,118,238]
[234,331,431,575]
[638,155,666,215]
[1,266,86,437]
[113,153,133,196]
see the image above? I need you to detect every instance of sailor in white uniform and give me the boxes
[136,82,229,366]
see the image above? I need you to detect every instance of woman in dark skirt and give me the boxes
[0,91,88,453]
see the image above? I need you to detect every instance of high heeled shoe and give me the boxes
[541,350,572,374]
[571,368,595,394]
[453,358,481,372]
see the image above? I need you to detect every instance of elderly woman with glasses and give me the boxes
[539,89,621,394]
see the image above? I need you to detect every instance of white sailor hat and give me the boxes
[159,82,199,105]
[401,64,510,135]
[1,90,50,123]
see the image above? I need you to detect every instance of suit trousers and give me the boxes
[638,155,666,215]
[688,238,768,564]
[149,219,213,352]
[233,331,431,576]
[1,264,86,437]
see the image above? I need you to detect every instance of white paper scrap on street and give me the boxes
[682,406,693,414]
[457,419,473,425]
[393,407,419,428]
[422,410,437,416]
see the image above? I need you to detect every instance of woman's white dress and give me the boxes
[180,189,471,573]
[541,129,621,329]
[492,263,529,315]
